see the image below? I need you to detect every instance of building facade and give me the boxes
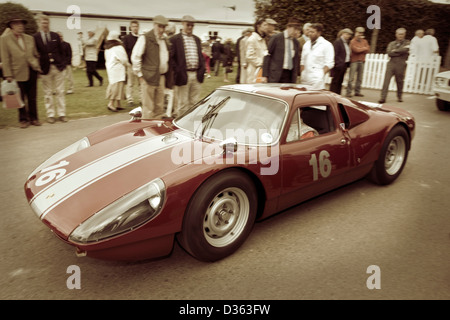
[34,11,252,67]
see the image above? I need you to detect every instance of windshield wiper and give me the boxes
[195,96,230,139]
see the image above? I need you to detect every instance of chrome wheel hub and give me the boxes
[203,187,250,247]
[385,136,406,175]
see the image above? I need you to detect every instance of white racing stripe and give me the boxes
[30,132,190,220]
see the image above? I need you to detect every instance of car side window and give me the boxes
[286,108,319,143]
[286,105,334,143]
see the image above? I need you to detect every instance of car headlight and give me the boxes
[434,77,449,88]
[69,178,166,244]
[29,137,90,178]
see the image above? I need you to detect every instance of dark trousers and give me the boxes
[17,68,38,122]
[279,69,295,83]
[380,61,406,100]
[330,63,349,94]
[86,61,103,86]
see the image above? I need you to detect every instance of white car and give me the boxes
[433,71,450,111]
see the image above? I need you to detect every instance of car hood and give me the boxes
[24,120,215,239]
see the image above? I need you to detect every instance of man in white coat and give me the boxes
[300,23,334,89]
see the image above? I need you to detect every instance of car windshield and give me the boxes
[174,89,287,145]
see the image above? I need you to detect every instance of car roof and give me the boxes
[220,83,330,101]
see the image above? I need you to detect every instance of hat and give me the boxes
[181,15,196,23]
[153,15,169,26]
[7,17,27,28]
[287,17,301,28]
[265,18,277,25]
[107,30,121,41]
[355,27,365,33]
[341,28,354,35]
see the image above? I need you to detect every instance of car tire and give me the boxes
[177,169,257,262]
[436,99,450,111]
[369,125,410,185]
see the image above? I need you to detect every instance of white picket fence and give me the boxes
[325,54,441,95]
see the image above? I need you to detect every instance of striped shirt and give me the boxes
[182,33,199,70]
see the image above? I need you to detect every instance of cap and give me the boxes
[355,27,365,33]
[181,15,196,23]
[7,17,27,28]
[265,18,277,25]
[341,28,354,35]
[153,15,169,26]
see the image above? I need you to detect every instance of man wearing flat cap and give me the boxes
[1,16,42,128]
[262,17,301,83]
[330,28,353,94]
[346,27,370,97]
[265,18,278,41]
[132,15,173,119]
[170,15,205,117]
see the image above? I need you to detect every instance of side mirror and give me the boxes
[129,107,142,121]
[339,123,348,132]
[219,137,238,154]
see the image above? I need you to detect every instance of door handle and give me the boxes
[340,138,347,145]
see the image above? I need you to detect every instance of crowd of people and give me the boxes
[0,13,441,127]
[0,14,74,128]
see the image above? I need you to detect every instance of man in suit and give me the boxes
[262,17,301,84]
[58,32,74,94]
[211,37,223,77]
[330,28,353,95]
[123,20,140,107]
[0,17,42,128]
[170,15,205,117]
[34,14,67,123]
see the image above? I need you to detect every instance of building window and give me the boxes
[209,31,218,39]
[120,26,127,36]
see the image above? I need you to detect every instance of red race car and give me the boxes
[24,84,415,262]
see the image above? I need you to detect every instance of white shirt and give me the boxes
[283,30,295,70]
[422,35,439,57]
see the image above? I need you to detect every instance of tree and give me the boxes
[0,1,37,36]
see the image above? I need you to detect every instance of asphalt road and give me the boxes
[1,88,449,301]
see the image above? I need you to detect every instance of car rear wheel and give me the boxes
[177,169,257,262]
[369,125,410,185]
[436,99,450,111]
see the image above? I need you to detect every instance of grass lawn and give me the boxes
[0,66,238,129]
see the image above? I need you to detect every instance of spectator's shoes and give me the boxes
[47,117,56,124]
[59,116,68,123]
[19,121,29,129]
[30,120,42,126]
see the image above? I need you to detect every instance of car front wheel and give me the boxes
[369,125,410,185]
[177,169,257,262]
